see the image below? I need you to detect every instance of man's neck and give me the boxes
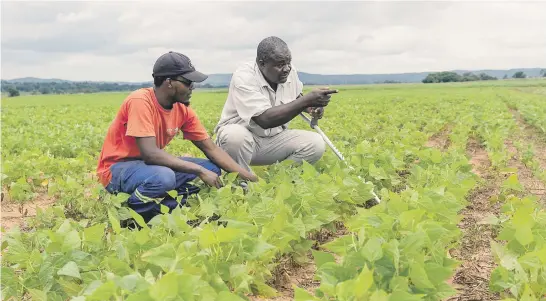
[153,87,173,110]
[264,78,278,92]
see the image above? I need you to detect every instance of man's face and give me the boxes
[259,48,292,84]
[168,76,194,106]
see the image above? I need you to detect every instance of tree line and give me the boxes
[1,80,218,97]
[422,70,543,84]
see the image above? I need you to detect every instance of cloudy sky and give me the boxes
[2,0,546,82]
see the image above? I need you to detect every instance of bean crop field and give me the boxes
[1,79,546,301]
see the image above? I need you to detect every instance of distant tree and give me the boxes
[541,69,546,77]
[461,72,479,82]
[478,73,497,80]
[513,71,527,79]
[503,74,508,79]
[7,87,20,97]
[39,86,52,94]
[422,71,462,83]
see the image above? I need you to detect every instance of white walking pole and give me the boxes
[299,112,382,204]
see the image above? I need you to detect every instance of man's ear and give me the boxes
[166,78,172,88]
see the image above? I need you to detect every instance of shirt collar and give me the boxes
[253,61,292,89]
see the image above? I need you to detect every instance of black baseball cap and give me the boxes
[152,51,208,82]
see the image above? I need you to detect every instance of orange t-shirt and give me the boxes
[96,87,209,187]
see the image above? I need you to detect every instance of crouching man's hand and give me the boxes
[239,171,258,182]
[306,107,324,119]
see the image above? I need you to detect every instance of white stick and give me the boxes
[299,112,382,204]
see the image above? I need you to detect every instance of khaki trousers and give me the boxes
[215,124,326,171]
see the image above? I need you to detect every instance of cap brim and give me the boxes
[182,70,208,83]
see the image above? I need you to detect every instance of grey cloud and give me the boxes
[1,1,545,81]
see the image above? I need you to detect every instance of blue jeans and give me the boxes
[105,157,221,223]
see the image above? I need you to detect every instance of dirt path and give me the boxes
[248,224,346,300]
[505,140,546,202]
[1,191,56,233]
[509,108,546,204]
[447,137,501,301]
[447,107,546,300]
[426,124,451,150]
[510,108,546,168]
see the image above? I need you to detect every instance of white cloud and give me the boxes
[1,0,545,81]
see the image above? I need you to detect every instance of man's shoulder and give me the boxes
[231,61,260,86]
[123,88,154,106]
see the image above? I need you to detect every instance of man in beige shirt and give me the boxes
[214,36,337,172]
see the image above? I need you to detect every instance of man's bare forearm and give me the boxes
[192,139,257,181]
[251,98,308,129]
[204,146,252,176]
[143,149,206,175]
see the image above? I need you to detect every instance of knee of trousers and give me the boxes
[303,132,326,163]
[217,124,255,154]
[144,166,177,194]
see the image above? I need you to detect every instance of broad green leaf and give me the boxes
[502,174,524,192]
[399,209,425,230]
[199,227,217,248]
[424,262,453,285]
[57,278,82,296]
[86,281,117,301]
[430,149,442,163]
[83,223,106,244]
[275,182,292,201]
[512,206,535,228]
[361,237,383,262]
[515,225,534,246]
[294,286,320,301]
[149,272,178,301]
[64,230,82,251]
[126,290,155,301]
[311,250,336,269]
[216,227,243,243]
[108,209,121,234]
[141,243,177,271]
[217,291,248,301]
[119,274,140,292]
[520,284,537,301]
[354,266,374,297]
[57,261,81,279]
[167,190,178,199]
[129,208,149,229]
[389,289,426,301]
[409,263,434,290]
[370,290,389,301]
[322,234,356,256]
[28,288,47,301]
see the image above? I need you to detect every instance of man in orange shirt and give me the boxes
[97,51,257,223]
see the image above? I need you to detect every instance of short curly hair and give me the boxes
[256,36,290,63]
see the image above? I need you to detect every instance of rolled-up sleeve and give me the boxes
[293,65,304,96]
[232,78,271,126]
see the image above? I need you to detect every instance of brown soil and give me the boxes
[510,108,546,173]
[426,125,452,150]
[248,254,319,301]
[248,223,346,300]
[447,137,501,301]
[1,191,56,233]
[505,140,546,201]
